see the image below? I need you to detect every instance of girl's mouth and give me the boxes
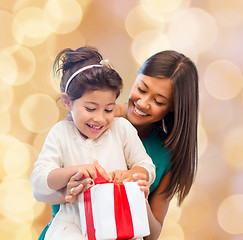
[87,123,104,133]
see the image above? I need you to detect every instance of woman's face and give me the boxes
[127,74,174,127]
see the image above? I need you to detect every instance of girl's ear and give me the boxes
[61,93,72,111]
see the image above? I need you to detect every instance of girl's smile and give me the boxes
[69,89,117,139]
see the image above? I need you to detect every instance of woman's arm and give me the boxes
[144,171,172,240]
[114,104,127,118]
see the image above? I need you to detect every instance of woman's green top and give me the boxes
[38,127,171,239]
[142,127,171,193]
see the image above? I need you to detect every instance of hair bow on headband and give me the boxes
[100,59,113,69]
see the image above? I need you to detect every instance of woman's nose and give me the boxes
[137,97,150,109]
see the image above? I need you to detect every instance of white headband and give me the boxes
[64,64,102,93]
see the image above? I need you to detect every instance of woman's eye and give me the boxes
[85,107,95,112]
[154,99,164,106]
[137,86,146,94]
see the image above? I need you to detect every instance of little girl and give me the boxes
[31,46,155,239]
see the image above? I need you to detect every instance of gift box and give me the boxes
[78,172,150,240]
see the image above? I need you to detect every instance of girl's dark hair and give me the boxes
[53,46,123,100]
[140,50,199,205]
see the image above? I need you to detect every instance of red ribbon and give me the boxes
[83,169,134,240]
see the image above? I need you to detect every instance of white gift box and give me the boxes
[78,182,150,240]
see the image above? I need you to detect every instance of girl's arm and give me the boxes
[47,165,83,190]
[144,171,172,240]
[48,161,108,190]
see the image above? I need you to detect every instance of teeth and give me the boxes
[134,105,148,116]
[88,124,102,130]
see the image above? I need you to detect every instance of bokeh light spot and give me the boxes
[132,30,172,64]
[125,6,165,39]
[0,50,17,85]
[200,97,233,132]
[46,29,85,62]
[0,135,20,179]
[0,81,13,114]
[142,0,183,13]
[44,0,83,34]
[208,0,243,28]
[3,143,38,177]
[12,7,51,46]
[218,194,243,234]
[0,218,32,240]
[198,123,208,158]
[0,177,36,218]
[223,126,243,170]
[196,144,227,190]
[166,197,182,222]
[231,171,243,195]
[158,220,184,240]
[204,60,243,100]
[11,46,36,85]
[20,93,59,133]
[0,11,19,50]
[168,8,218,53]
[0,111,11,134]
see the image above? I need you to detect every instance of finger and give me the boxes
[71,170,88,181]
[113,172,122,182]
[139,186,149,198]
[137,179,150,187]
[65,195,77,203]
[107,172,115,182]
[133,173,147,181]
[93,161,107,177]
[123,176,133,182]
[70,184,83,195]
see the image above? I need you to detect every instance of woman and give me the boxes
[34,50,199,239]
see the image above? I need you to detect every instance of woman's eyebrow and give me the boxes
[141,80,168,100]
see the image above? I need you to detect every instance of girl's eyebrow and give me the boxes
[141,80,168,100]
[85,101,116,106]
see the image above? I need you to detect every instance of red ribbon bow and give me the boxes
[83,169,134,240]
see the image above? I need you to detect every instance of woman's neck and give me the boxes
[134,124,153,141]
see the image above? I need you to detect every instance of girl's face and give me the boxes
[127,74,174,127]
[70,89,117,139]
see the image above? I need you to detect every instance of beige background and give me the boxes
[0,0,243,239]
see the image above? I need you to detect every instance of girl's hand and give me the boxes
[65,160,109,202]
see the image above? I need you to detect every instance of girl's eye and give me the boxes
[137,86,146,94]
[154,99,164,106]
[105,109,114,113]
[85,107,95,112]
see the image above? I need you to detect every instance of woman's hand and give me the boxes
[65,170,92,202]
[133,173,150,199]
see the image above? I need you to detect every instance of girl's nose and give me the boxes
[93,112,105,123]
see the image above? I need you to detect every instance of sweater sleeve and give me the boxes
[31,123,64,195]
[118,118,156,184]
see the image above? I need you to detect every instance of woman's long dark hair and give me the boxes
[140,50,199,205]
